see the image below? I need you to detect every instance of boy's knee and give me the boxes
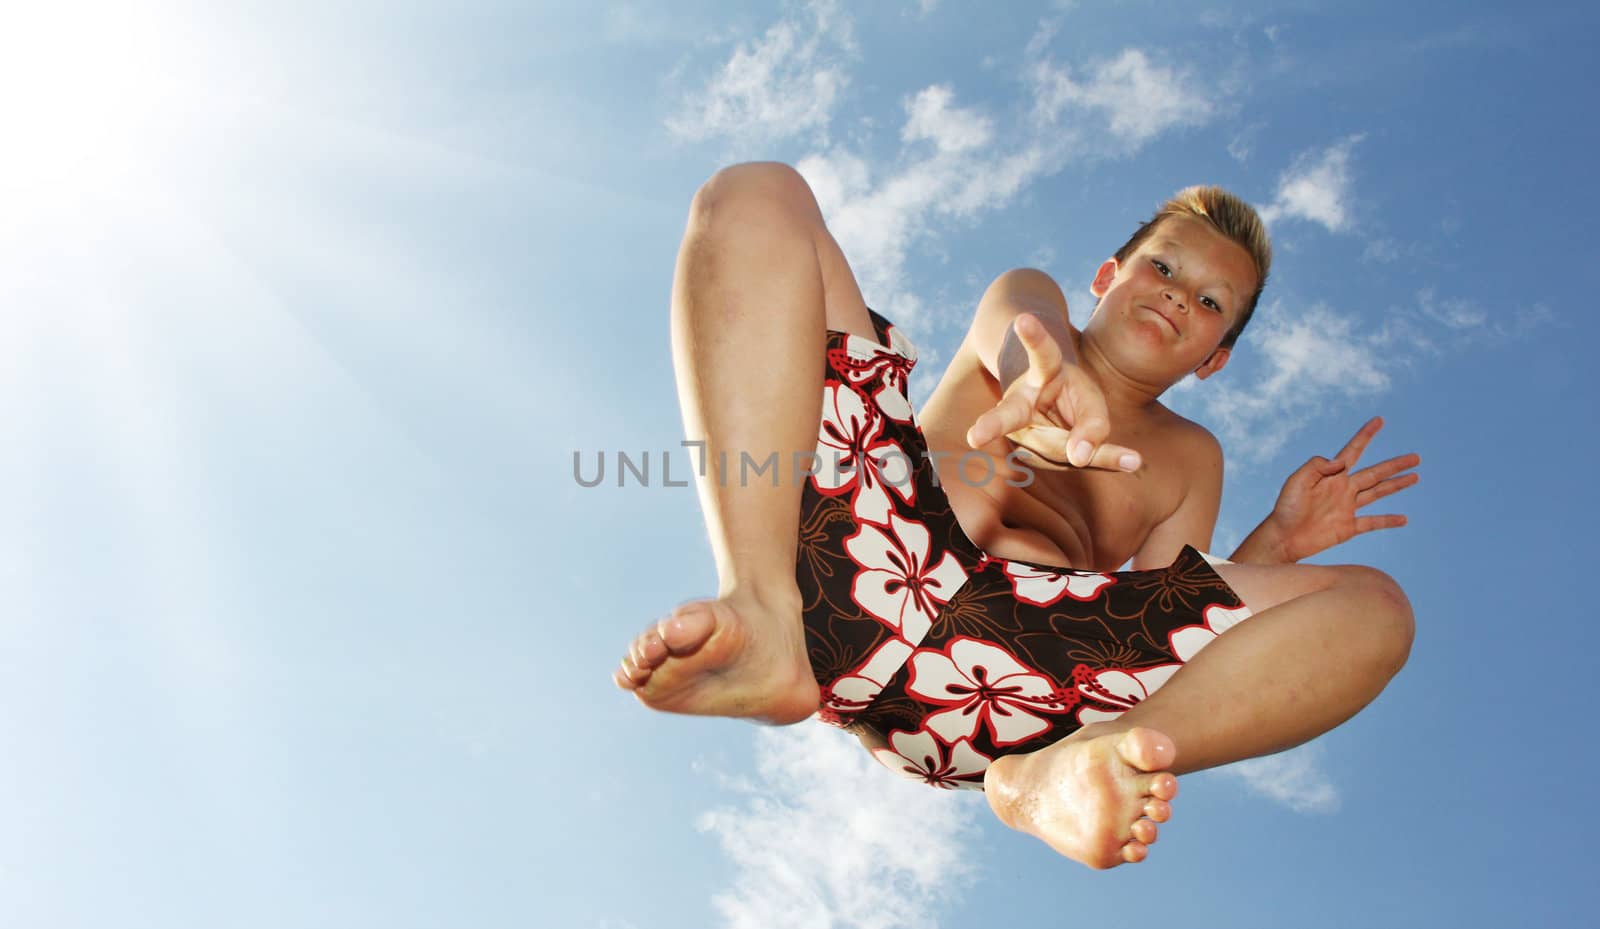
[1341,565,1415,669]
[691,162,823,232]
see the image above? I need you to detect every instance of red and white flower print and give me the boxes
[1168,602,1254,662]
[1072,662,1182,725]
[845,512,968,643]
[812,383,915,525]
[828,333,916,423]
[1003,561,1115,605]
[907,637,1078,746]
[820,636,915,718]
[870,729,990,790]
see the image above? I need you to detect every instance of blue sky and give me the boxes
[2,1,1597,926]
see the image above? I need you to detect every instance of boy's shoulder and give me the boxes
[1142,402,1224,469]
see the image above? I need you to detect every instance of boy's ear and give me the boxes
[1089,258,1119,297]
[1194,346,1231,380]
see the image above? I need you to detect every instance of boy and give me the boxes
[614,162,1418,870]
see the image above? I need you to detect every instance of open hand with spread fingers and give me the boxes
[965,313,1142,473]
[1266,416,1421,562]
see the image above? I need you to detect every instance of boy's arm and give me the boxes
[1131,427,1224,570]
[1230,515,1293,564]
[963,268,1080,390]
[1231,417,1421,565]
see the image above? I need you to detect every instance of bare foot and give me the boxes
[983,726,1179,869]
[613,590,820,725]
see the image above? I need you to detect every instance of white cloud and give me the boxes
[669,21,1227,335]
[902,85,993,153]
[1260,135,1364,233]
[665,0,855,147]
[1179,284,1522,464]
[1186,302,1391,461]
[1029,49,1215,146]
[795,85,1047,326]
[1415,288,1487,330]
[1228,121,1264,163]
[700,724,983,929]
[1216,744,1340,814]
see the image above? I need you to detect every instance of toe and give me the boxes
[1139,771,1179,802]
[631,629,669,670]
[1117,727,1177,772]
[618,654,649,687]
[1143,798,1171,823]
[1121,840,1148,864]
[658,602,720,655]
[1130,818,1158,846]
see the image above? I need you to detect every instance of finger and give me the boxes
[1286,456,1342,493]
[1008,429,1141,472]
[1007,424,1073,467]
[967,390,1037,448]
[1083,442,1142,472]
[1310,455,1347,477]
[1352,453,1421,488]
[1354,514,1408,534]
[1059,365,1111,467]
[1014,313,1064,385]
[1355,472,1420,507]
[1334,416,1384,466]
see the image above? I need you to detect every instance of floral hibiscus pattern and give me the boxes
[1169,603,1255,662]
[812,383,916,526]
[907,637,1080,745]
[795,309,1254,789]
[1004,561,1116,605]
[1072,662,1182,725]
[845,513,968,643]
[870,729,990,790]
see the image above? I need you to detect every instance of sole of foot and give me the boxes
[984,726,1179,869]
[614,594,820,725]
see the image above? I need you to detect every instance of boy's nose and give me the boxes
[1164,289,1188,313]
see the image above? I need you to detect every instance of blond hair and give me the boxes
[1113,186,1272,348]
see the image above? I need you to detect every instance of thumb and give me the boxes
[1314,456,1348,476]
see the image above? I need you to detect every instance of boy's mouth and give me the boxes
[1138,304,1180,336]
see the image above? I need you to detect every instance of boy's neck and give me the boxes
[1076,333,1172,417]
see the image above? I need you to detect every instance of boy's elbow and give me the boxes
[968,269,1072,378]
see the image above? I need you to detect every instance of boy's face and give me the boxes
[1085,213,1259,386]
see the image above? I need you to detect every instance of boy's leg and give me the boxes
[613,162,875,724]
[1076,561,1411,772]
[985,561,1413,863]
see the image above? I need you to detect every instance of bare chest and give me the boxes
[916,357,1187,570]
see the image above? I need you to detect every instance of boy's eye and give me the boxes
[1151,260,1172,277]
[1201,296,1222,312]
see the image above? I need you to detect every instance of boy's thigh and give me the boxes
[812,223,879,343]
[1209,560,1347,615]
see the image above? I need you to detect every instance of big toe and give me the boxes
[658,601,720,655]
[1117,727,1177,772]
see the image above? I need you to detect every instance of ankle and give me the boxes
[718,576,804,619]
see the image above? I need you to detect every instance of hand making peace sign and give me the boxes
[964,313,1142,472]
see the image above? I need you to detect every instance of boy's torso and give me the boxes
[916,344,1205,572]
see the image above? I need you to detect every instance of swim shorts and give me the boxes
[796,308,1253,790]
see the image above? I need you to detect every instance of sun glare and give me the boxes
[0,3,182,216]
